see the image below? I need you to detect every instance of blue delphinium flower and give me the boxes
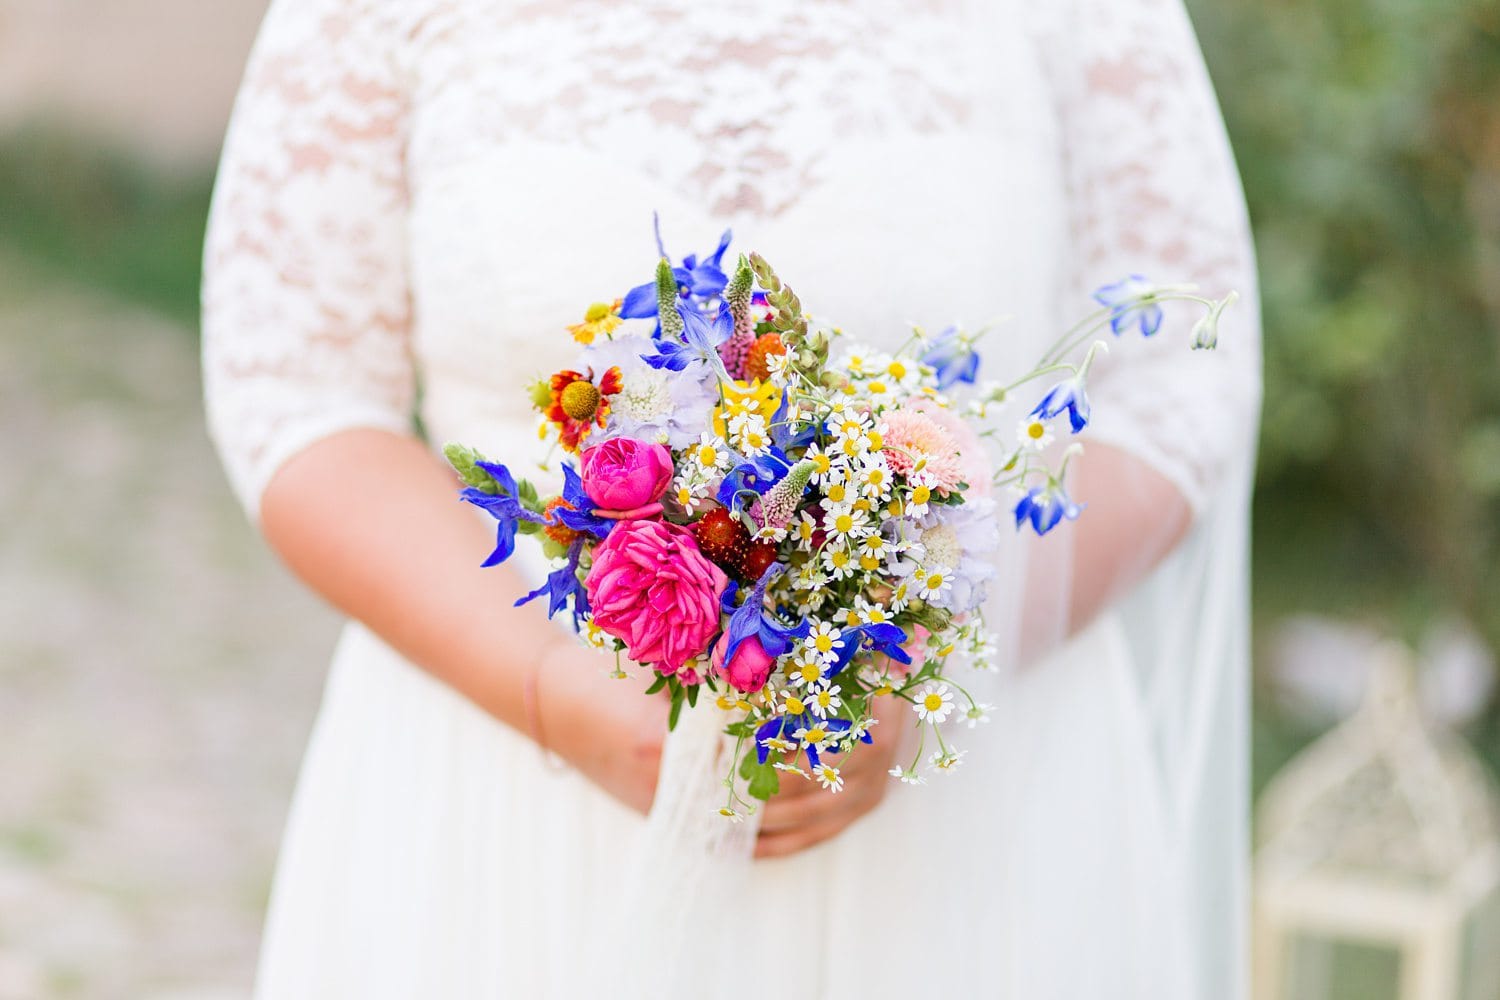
[619,216,734,319]
[1093,274,1163,337]
[640,302,731,373]
[822,622,911,679]
[459,460,546,566]
[515,539,590,628]
[716,447,793,512]
[1014,485,1084,536]
[719,562,811,671]
[921,325,981,389]
[1031,375,1092,433]
[549,463,613,540]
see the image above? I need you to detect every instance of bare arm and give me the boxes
[259,428,665,815]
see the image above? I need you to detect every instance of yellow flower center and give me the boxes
[697,444,718,466]
[1028,421,1046,440]
[825,483,847,503]
[868,431,883,450]
[888,360,907,379]
[923,693,944,712]
[804,728,828,744]
[834,514,854,533]
[797,662,822,684]
[927,573,945,589]
[814,634,834,653]
[859,555,880,571]
[911,485,931,505]
[812,453,831,474]
[559,380,601,421]
[845,609,862,627]
[784,695,806,715]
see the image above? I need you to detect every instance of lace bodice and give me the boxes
[203,0,1259,521]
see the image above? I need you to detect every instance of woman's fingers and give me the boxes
[755,810,873,859]
[759,771,884,835]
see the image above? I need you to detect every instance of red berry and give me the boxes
[737,541,778,582]
[692,507,747,563]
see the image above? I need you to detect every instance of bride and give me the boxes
[202,0,1260,996]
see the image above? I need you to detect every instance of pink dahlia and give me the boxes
[584,519,729,675]
[881,401,974,495]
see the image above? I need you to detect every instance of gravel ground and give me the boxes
[0,253,338,999]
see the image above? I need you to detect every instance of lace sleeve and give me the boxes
[1040,0,1263,513]
[202,0,416,521]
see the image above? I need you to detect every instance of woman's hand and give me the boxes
[535,642,667,816]
[754,693,910,859]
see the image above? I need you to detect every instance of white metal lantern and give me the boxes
[1253,643,1500,1000]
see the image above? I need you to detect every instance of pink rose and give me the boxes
[580,438,674,516]
[585,519,728,674]
[710,631,776,694]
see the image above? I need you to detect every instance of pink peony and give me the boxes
[580,438,674,515]
[584,519,728,674]
[710,631,776,694]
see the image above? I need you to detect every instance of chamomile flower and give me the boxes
[964,703,995,728]
[903,475,936,518]
[823,503,875,542]
[805,622,846,664]
[813,764,845,792]
[854,454,894,500]
[787,653,828,688]
[780,690,812,717]
[1016,415,1054,451]
[855,597,893,627]
[848,716,879,742]
[802,443,843,484]
[689,432,732,474]
[821,477,852,506]
[581,618,608,650]
[727,411,771,454]
[793,723,837,753]
[856,534,890,573]
[888,765,926,786]
[913,683,956,723]
[719,807,746,823]
[887,578,912,613]
[808,684,844,718]
[761,734,797,755]
[773,761,810,780]
[930,749,967,772]
[913,568,952,603]
[821,543,857,580]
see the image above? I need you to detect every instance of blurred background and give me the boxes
[0,0,1496,997]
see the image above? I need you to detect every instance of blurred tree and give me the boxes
[1187,0,1500,750]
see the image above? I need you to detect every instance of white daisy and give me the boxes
[913,683,956,724]
[808,684,844,718]
[888,765,927,786]
[930,749,967,772]
[1016,415,1054,451]
[964,702,995,728]
[813,764,845,792]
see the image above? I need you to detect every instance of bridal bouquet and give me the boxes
[445,222,1233,819]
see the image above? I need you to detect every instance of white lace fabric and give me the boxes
[203,1,1261,997]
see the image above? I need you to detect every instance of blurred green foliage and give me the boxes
[1185,0,1500,754]
[0,123,212,327]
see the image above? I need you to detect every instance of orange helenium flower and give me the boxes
[546,367,623,452]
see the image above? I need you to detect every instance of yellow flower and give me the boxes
[712,378,781,437]
[567,299,623,344]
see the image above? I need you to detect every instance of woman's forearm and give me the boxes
[258,427,560,734]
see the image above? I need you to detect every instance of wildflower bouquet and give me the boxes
[445,224,1233,818]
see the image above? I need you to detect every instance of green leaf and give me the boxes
[644,674,669,696]
[738,748,758,781]
[667,687,686,730]
[686,683,700,708]
[746,762,780,801]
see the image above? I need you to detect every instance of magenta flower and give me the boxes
[579,438,674,517]
[711,630,776,694]
[584,520,728,674]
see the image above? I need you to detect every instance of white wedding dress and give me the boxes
[202,0,1261,996]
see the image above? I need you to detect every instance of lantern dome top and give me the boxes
[1257,644,1500,890]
